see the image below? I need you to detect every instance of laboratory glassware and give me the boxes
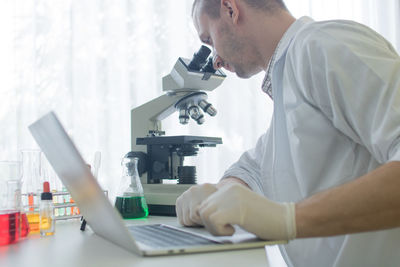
[115,157,148,219]
[0,161,28,245]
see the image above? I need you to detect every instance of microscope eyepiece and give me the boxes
[200,57,217,73]
[188,45,211,71]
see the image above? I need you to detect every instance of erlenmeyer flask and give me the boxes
[115,156,148,219]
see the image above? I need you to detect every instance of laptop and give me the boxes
[28,111,286,256]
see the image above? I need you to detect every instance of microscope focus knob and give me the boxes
[152,161,166,174]
[178,166,197,184]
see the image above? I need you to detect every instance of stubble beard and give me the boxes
[221,23,260,79]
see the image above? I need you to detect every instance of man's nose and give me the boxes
[213,54,224,70]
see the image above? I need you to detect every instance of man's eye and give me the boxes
[203,37,212,46]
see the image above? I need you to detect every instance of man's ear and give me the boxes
[221,0,239,24]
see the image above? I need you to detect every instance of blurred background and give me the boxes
[0,0,399,195]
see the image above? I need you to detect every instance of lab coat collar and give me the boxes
[261,16,314,97]
[275,16,314,62]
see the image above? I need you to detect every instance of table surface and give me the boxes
[0,216,286,267]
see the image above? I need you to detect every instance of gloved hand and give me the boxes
[197,183,297,240]
[176,183,218,226]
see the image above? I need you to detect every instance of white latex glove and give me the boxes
[176,183,218,226]
[197,183,296,240]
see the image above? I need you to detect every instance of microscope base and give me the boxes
[143,184,193,216]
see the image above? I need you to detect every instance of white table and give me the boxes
[0,216,286,267]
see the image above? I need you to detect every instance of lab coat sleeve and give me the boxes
[289,22,400,164]
[220,131,269,195]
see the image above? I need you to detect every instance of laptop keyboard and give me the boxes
[127,224,219,248]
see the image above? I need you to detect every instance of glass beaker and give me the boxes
[0,161,27,246]
[115,156,148,219]
[20,149,42,234]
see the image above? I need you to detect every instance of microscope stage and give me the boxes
[136,135,222,146]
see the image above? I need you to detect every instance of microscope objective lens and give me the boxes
[196,115,205,125]
[179,109,190,124]
[199,100,217,116]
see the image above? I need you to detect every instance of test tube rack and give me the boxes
[22,190,108,221]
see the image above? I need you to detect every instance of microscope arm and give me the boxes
[131,91,193,153]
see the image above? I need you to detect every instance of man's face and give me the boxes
[193,3,263,79]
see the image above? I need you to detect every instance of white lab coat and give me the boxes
[222,17,400,267]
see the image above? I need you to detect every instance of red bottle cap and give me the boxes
[43,181,50,193]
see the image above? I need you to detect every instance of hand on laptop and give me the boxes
[197,183,297,240]
[176,183,217,226]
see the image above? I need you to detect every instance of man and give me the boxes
[176,0,400,266]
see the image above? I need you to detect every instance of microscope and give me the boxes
[129,46,226,216]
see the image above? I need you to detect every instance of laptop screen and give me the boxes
[29,111,140,254]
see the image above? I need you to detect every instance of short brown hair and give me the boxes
[192,0,287,19]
